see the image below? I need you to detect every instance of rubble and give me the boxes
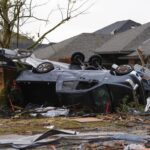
[145,97,150,112]
[124,144,150,150]
[29,107,69,117]
[0,126,149,150]
[0,49,150,149]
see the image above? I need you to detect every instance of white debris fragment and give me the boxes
[124,144,147,150]
[145,97,150,112]
[30,107,69,117]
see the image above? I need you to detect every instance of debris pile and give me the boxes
[0,126,149,150]
[0,48,150,115]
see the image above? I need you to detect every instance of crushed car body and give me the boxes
[0,48,149,113]
[0,48,70,70]
[16,68,147,113]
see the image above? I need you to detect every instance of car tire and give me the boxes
[88,55,102,68]
[32,62,54,73]
[71,52,85,65]
[115,64,133,75]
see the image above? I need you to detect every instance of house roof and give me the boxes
[120,38,150,59]
[94,22,150,54]
[94,20,141,35]
[34,33,112,60]
[0,31,33,49]
[0,31,46,50]
[140,38,150,56]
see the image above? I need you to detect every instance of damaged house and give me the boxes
[94,22,150,67]
[34,33,112,61]
[33,20,142,65]
[94,19,141,35]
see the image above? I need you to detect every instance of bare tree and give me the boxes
[0,0,94,49]
[0,0,24,48]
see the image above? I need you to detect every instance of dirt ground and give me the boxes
[0,113,149,149]
[0,113,149,135]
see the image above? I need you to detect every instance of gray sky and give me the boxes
[22,0,150,43]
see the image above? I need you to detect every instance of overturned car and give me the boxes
[0,49,149,113]
[16,66,147,113]
[15,52,150,113]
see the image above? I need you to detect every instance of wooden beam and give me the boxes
[136,48,145,67]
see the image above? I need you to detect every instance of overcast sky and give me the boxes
[22,0,150,43]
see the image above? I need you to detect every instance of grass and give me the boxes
[0,114,134,135]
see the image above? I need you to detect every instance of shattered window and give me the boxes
[63,80,98,91]
[76,80,98,90]
[63,81,78,90]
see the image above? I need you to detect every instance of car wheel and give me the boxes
[71,52,85,65]
[115,65,133,75]
[33,62,54,73]
[88,55,102,68]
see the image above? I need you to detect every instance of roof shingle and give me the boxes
[34,33,112,60]
[94,22,150,54]
[94,20,141,35]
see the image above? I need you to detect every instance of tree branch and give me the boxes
[0,0,94,49]
[0,39,4,48]
[19,15,49,22]
[27,17,71,49]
